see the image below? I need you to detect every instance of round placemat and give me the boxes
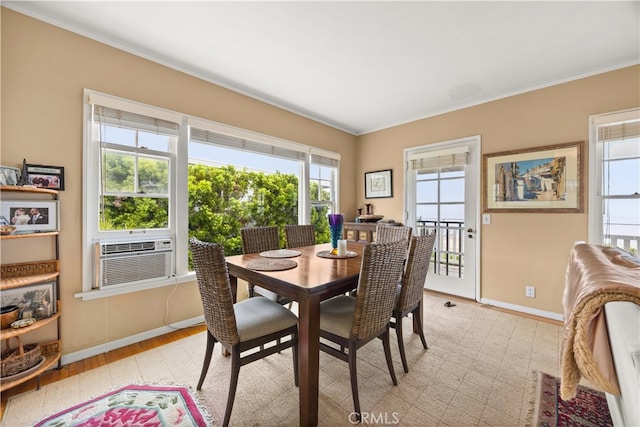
[259,249,302,258]
[246,258,298,271]
[316,250,358,259]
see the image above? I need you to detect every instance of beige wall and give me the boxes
[2,7,638,360]
[0,8,357,356]
[357,65,639,314]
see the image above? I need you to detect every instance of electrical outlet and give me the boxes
[526,286,535,298]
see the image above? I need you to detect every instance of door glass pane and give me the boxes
[440,178,464,203]
[416,204,437,221]
[416,181,438,203]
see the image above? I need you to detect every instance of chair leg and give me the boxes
[197,331,216,390]
[348,342,361,421]
[223,349,241,427]
[292,330,299,386]
[413,303,428,349]
[395,315,409,374]
[382,329,398,386]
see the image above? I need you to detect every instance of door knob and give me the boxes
[467,228,475,238]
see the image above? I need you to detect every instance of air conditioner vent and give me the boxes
[97,238,174,289]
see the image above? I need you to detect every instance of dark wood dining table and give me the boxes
[224,242,364,426]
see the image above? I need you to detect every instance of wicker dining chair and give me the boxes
[284,224,316,248]
[240,226,290,305]
[319,239,408,421]
[376,224,412,245]
[189,238,299,427]
[390,232,437,373]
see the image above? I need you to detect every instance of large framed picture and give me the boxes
[0,281,57,319]
[365,169,393,199]
[483,141,583,213]
[26,164,65,190]
[0,200,59,233]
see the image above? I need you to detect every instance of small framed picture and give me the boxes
[0,165,21,186]
[0,281,57,319]
[0,200,59,233]
[26,164,65,190]
[365,169,393,199]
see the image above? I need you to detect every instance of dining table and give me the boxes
[224,241,364,427]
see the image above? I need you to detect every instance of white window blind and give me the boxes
[408,147,468,172]
[190,128,307,161]
[311,153,339,168]
[94,106,180,136]
[597,119,640,141]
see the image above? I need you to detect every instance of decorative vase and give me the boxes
[328,213,344,255]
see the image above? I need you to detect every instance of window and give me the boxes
[310,152,339,242]
[96,106,175,232]
[81,90,340,297]
[589,109,640,255]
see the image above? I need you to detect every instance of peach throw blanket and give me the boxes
[561,244,640,400]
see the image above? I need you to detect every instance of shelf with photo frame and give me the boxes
[0,186,61,393]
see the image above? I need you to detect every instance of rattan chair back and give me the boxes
[351,239,408,341]
[397,233,437,313]
[240,226,280,254]
[376,225,412,246]
[189,237,239,346]
[285,224,316,248]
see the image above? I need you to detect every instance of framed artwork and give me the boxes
[26,164,65,190]
[483,141,583,213]
[0,281,57,319]
[0,165,21,186]
[365,169,393,199]
[0,200,59,233]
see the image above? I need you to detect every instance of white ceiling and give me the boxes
[5,1,639,135]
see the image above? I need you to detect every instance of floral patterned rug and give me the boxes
[33,384,212,426]
[528,371,613,427]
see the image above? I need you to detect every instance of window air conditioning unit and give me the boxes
[97,238,174,289]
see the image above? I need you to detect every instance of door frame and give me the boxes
[403,135,481,301]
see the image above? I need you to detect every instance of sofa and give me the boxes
[561,243,640,427]
[604,301,640,426]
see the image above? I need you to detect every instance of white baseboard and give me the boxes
[479,298,564,322]
[61,315,205,365]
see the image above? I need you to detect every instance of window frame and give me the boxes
[588,108,640,251]
[79,89,340,299]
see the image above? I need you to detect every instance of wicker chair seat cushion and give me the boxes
[319,295,357,339]
[234,297,298,342]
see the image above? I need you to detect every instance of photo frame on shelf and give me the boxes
[0,165,21,186]
[25,164,65,190]
[0,200,59,233]
[0,281,57,319]
[365,169,393,199]
[483,140,583,213]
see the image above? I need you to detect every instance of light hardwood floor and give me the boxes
[0,324,207,419]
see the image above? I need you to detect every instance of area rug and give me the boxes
[33,384,213,426]
[528,371,613,427]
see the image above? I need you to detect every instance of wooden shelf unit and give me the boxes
[0,186,61,392]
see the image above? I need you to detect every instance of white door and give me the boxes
[404,136,480,300]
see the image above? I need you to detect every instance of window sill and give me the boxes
[74,272,196,301]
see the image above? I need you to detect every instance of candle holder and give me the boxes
[328,213,344,255]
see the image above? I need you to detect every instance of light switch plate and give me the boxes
[482,214,491,225]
